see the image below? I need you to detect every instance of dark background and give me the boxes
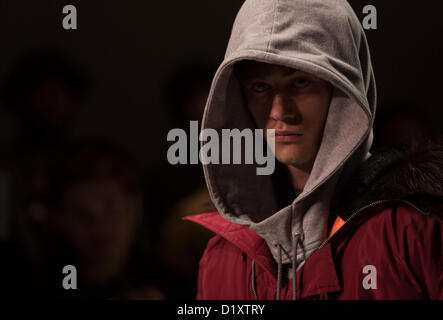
[0,0,442,168]
[0,0,441,299]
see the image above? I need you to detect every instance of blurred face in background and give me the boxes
[236,61,333,173]
[56,179,142,284]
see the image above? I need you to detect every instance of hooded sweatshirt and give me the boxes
[201,0,376,278]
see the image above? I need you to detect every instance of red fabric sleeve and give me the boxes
[399,207,443,299]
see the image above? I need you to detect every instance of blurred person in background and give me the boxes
[0,140,165,299]
[146,62,216,298]
[2,51,86,153]
[0,51,87,243]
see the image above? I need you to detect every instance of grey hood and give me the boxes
[201,0,376,270]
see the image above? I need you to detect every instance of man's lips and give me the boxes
[274,130,302,136]
[271,130,303,142]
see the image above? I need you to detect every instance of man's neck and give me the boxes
[286,165,311,193]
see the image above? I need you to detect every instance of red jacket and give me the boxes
[185,201,443,300]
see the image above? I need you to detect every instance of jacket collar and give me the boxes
[184,211,343,297]
[183,211,278,277]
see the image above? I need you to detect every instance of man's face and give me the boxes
[236,61,332,172]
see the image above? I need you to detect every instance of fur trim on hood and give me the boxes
[337,140,443,222]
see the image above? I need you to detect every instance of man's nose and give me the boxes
[269,93,295,121]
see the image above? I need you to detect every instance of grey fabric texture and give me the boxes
[201,0,376,267]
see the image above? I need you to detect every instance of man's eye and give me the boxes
[251,82,271,93]
[293,78,311,88]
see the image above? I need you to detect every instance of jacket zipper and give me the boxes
[318,199,425,249]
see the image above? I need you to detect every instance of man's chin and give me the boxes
[275,153,312,170]
[275,150,300,164]
[276,156,301,167]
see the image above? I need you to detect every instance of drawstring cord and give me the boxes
[252,234,305,300]
[292,233,301,300]
[275,245,283,300]
[251,260,258,300]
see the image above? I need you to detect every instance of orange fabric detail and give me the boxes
[329,216,346,238]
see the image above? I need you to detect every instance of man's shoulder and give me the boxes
[183,211,246,235]
[184,211,270,263]
[349,203,442,257]
[336,203,442,300]
[183,211,251,248]
[364,203,441,232]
